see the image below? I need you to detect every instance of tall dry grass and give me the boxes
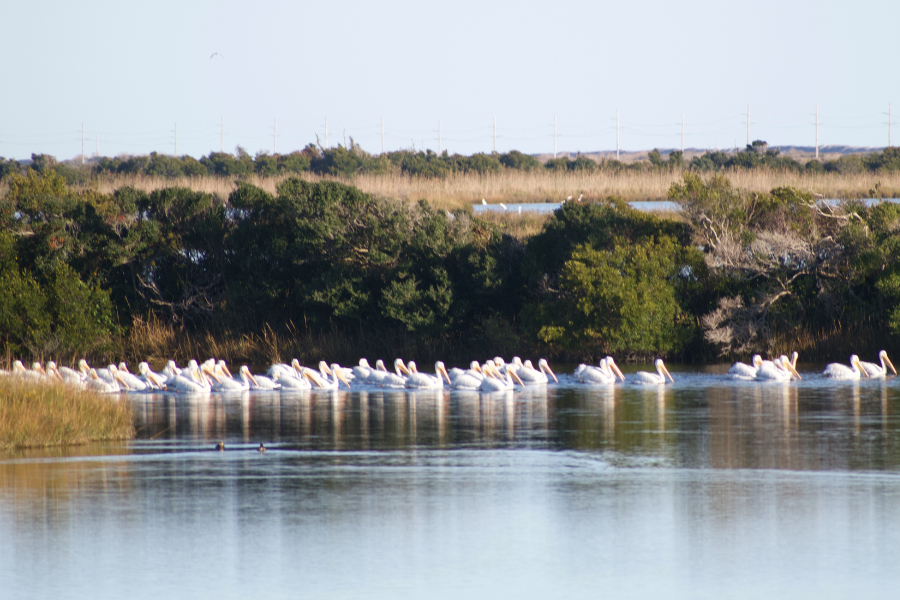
[771,318,895,364]
[121,314,528,371]
[82,169,900,211]
[0,378,135,450]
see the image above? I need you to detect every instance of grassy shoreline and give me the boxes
[76,168,900,211]
[0,379,134,451]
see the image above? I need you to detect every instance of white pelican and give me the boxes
[87,369,121,393]
[633,358,675,385]
[268,361,300,383]
[729,355,763,380]
[162,360,183,383]
[211,361,246,392]
[755,356,801,381]
[575,357,625,384]
[168,360,217,394]
[479,364,524,392]
[114,363,152,391]
[13,361,46,383]
[517,358,558,385]
[47,362,87,389]
[405,361,451,389]
[138,362,168,390]
[378,358,411,388]
[331,363,355,381]
[52,362,86,386]
[449,360,482,380]
[823,355,869,380]
[308,362,351,390]
[93,364,123,387]
[77,358,92,377]
[859,350,896,378]
[363,359,390,384]
[245,366,282,391]
[353,358,374,381]
[450,361,484,390]
[273,367,313,390]
[213,364,266,392]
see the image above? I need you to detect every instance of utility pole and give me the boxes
[616,110,620,161]
[890,103,893,147]
[815,105,819,159]
[174,123,177,156]
[381,117,385,154]
[553,115,557,158]
[95,134,98,158]
[681,113,685,153]
[438,121,442,154]
[325,117,328,148]
[746,105,750,146]
[81,123,85,164]
[493,116,496,153]
[221,117,224,153]
[274,119,277,154]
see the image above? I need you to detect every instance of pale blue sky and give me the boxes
[2,0,897,160]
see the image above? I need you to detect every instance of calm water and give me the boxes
[3,366,900,599]
[473,201,679,213]
[473,198,900,214]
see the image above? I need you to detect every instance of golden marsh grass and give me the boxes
[0,378,135,450]
[82,169,900,211]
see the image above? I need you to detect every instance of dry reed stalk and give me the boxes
[0,379,135,450]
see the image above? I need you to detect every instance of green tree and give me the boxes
[535,238,689,356]
[500,150,542,171]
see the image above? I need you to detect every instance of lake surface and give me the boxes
[474,200,679,213]
[473,198,900,214]
[3,365,900,599]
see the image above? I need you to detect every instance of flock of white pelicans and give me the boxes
[1,350,895,395]
[726,350,897,381]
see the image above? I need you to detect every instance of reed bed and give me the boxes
[771,318,895,364]
[81,169,900,211]
[0,379,135,450]
[121,315,529,370]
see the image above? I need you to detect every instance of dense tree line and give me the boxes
[3,143,900,186]
[1,169,899,363]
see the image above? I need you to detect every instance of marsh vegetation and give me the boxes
[0,378,134,450]
[2,145,900,368]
